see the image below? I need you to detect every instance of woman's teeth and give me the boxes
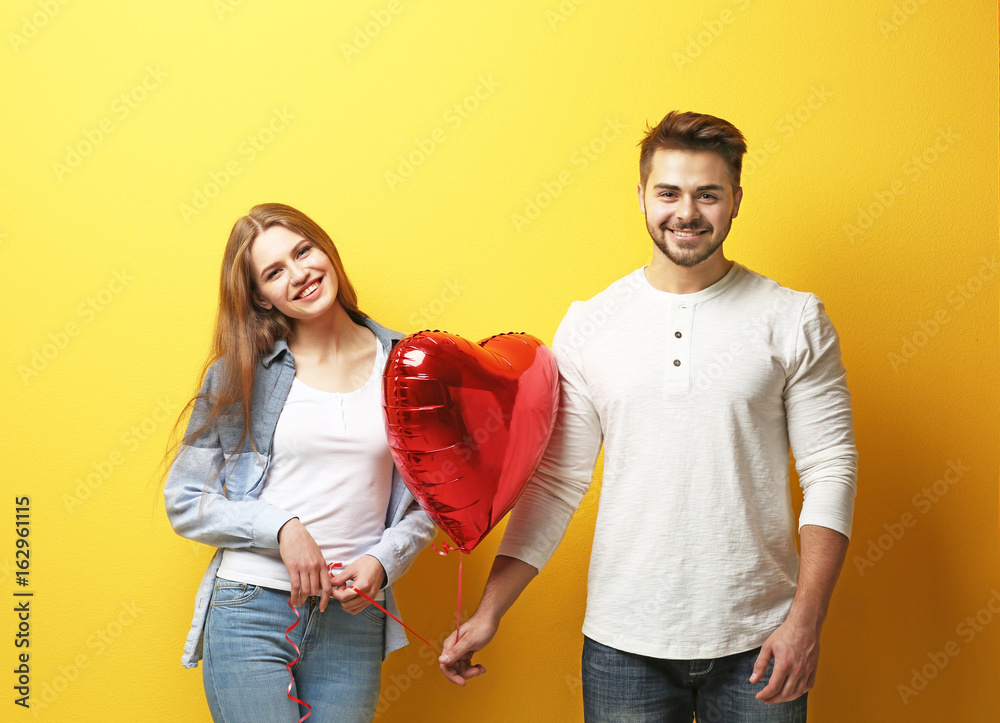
[297,280,320,298]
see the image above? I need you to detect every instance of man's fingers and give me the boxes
[756,660,788,702]
[439,634,474,665]
[774,662,809,703]
[439,662,468,687]
[439,639,460,666]
[749,645,771,684]
[438,657,485,686]
[439,631,459,661]
[438,628,486,686]
[461,664,486,680]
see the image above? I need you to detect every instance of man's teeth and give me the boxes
[672,230,703,237]
[298,281,320,298]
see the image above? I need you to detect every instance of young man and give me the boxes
[440,111,857,722]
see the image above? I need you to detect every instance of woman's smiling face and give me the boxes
[250,224,340,321]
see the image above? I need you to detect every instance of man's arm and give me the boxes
[437,304,605,685]
[438,555,538,685]
[753,295,857,703]
[751,524,849,703]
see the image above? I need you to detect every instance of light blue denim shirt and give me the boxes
[164,317,436,668]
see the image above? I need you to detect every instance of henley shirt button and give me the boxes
[674,331,682,338]
[673,359,681,367]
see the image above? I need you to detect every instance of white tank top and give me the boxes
[219,338,392,597]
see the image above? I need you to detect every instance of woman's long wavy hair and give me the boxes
[176,203,366,459]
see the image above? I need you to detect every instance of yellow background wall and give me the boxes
[2,1,997,720]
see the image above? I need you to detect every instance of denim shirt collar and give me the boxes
[261,338,291,368]
[260,318,401,370]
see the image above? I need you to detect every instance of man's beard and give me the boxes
[649,220,731,268]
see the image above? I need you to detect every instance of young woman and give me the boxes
[164,203,435,722]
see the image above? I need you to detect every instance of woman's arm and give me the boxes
[164,442,296,550]
[163,364,296,551]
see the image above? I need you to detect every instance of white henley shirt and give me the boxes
[497,263,857,659]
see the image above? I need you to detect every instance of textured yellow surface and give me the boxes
[1,1,997,720]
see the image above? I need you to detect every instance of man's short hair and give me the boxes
[639,111,747,189]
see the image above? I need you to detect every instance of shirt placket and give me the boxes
[328,395,346,433]
[666,301,695,389]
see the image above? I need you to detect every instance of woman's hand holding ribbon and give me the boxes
[330,555,386,614]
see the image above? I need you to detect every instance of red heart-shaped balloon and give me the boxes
[382,331,559,553]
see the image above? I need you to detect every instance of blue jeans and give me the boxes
[582,637,808,723]
[202,579,385,723]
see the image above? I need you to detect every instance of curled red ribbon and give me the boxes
[434,542,460,556]
[279,556,464,717]
[284,598,312,722]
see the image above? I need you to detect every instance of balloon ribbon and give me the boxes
[280,553,465,717]
[328,560,442,653]
[434,543,463,641]
[284,599,312,721]
[347,586,441,653]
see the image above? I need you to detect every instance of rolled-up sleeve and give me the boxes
[366,489,437,588]
[784,296,858,539]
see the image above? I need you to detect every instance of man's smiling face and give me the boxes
[638,149,742,268]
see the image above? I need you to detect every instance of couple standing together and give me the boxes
[165,110,856,722]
